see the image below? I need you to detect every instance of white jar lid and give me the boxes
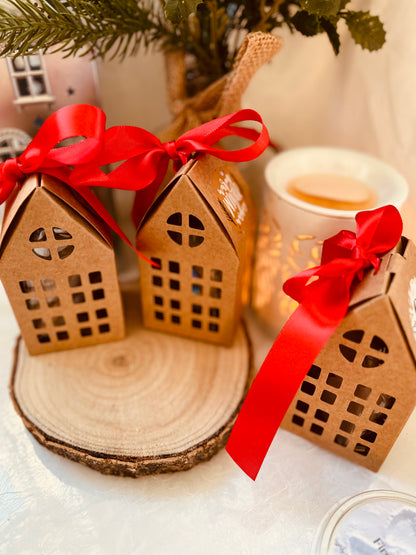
[313,489,416,554]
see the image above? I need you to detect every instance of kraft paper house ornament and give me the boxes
[0,173,125,355]
[281,236,416,471]
[136,154,256,345]
[226,206,415,480]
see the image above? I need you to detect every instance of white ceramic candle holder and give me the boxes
[252,147,409,333]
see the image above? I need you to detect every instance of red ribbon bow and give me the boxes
[69,108,269,226]
[0,105,269,258]
[226,205,403,480]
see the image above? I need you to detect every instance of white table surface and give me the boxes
[1,277,416,555]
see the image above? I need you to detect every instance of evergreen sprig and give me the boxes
[0,0,386,93]
[0,0,168,59]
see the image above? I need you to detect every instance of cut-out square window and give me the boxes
[369,410,387,426]
[339,344,356,362]
[41,278,56,291]
[209,323,219,332]
[189,215,204,230]
[46,296,60,307]
[37,333,50,343]
[80,327,92,337]
[57,245,74,259]
[360,429,377,443]
[292,414,304,426]
[169,261,180,274]
[77,312,89,322]
[300,381,316,396]
[68,274,81,287]
[150,258,161,269]
[354,443,370,456]
[32,318,46,329]
[72,292,85,304]
[315,409,329,423]
[340,420,355,434]
[88,271,102,284]
[189,235,204,247]
[370,335,388,353]
[209,307,220,318]
[171,315,180,324]
[354,384,372,400]
[52,316,65,327]
[99,324,110,333]
[296,400,309,414]
[152,276,163,287]
[192,319,202,329]
[169,280,180,291]
[19,280,35,293]
[32,247,51,260]
[171,300,180,310]
[53,227,72,240]
[30,227,46,242]
[192,266,203,278]
[167,231,182,245]
[192,304,202,314]
[321,390,337,405]
[334,435,349,447]
[192,284,203,295]
[154,296,163,306]
[326,373,343,388]
[155,311,164,321]
[167,212,182,226]
[26,298,40,310]
[310,423,323,435]
[307,365,321,379]
[92,289,105,300]
[347,401,364,416]
[96,309,107,319]
[210,269,223,282]
[362,355,384,368]
[376,393,395,410]
[210,287,221,299]
[57,331,69,340]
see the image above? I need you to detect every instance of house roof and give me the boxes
[0,173,113,252]
[137,155,256,257]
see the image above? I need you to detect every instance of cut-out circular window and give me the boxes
[30,227,74,260]
[166,213,205,247]
[339,329,387,367]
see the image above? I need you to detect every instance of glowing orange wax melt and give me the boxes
[287,173,377,210]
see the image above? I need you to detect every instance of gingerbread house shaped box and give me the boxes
[0,174,125,355]
[136,155,256,345]
[282,237,416,471]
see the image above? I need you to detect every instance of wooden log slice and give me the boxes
[10,285,252,477]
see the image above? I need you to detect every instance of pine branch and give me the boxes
[0,0,168,59]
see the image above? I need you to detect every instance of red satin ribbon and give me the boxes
[226,205,403,480]
[0,105,269,261]
[69,108,269,226]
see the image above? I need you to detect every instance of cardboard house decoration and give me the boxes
[0,174,125,355]
[281,237,416,471]
[136,155,256,345]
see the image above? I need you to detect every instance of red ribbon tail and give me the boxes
[227,284,349,480]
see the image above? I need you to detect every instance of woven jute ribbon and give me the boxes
[158,32,283,142]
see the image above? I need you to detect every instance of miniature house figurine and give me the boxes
[136,155,256,345]
[0,173,125,355]
[281,237,416,471]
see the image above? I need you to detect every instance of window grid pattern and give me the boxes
[6,53,52,102]
[150,257,223,333]
[20,270,111,345]
[30,226,75,261]
[289,359,396,460]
